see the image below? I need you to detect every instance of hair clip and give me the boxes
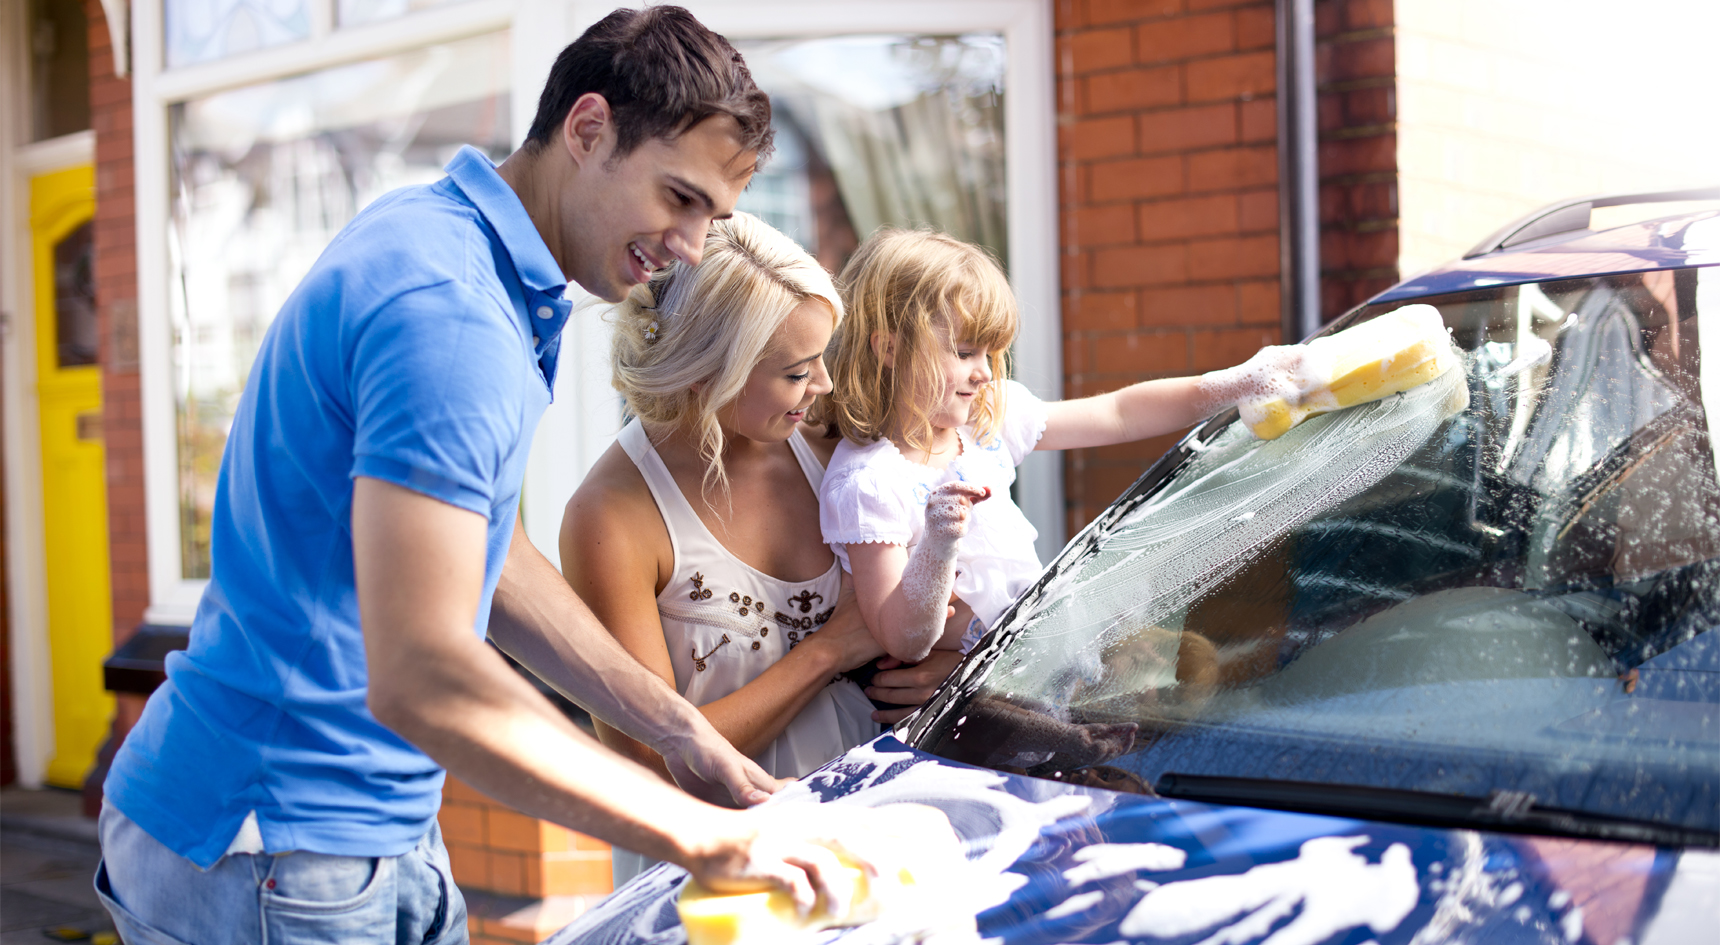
[644,320,661,343]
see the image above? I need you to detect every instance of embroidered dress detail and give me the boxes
[617,420,876,778]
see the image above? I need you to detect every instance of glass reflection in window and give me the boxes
[733,35,1006,274]
[168,32,511,577]
[54,221,97,368]
[338,0,470,29]
[165,0,311,68]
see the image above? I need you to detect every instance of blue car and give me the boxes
[553,193,1720,945]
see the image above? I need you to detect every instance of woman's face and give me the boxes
[719,299,836,444]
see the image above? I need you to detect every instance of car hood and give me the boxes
[547,735,1715,945]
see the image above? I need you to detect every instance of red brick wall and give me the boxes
[1315,0,1397,318]
[1056,0,1283,533]
[87,0,149,738]
[440,776,613,944]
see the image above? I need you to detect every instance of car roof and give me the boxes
[1375,188,1720,304]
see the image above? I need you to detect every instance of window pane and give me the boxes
[732,35,1006,274]
[338,0,471,29]
[54,221,97,368]
[168,32,511,578]
[165,0,312,69]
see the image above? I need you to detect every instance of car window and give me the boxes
[910,266,1720,835]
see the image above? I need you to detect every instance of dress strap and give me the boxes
[617,420,692,575]
[786,428,826,493]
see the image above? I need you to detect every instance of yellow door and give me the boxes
[31,164,114,788]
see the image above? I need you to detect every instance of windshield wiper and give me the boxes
[1155,773,1719,848]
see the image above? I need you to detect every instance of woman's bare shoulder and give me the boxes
[562,440,668,568]
[798,421,844,466]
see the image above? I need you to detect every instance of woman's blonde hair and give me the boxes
[612,211,842,497]
[816,228,1018,451]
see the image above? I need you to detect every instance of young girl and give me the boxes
[817,228,1312,664]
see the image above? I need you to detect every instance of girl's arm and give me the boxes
[1036,376,1209,451]
[1037,346,1309,450]
[847,482,988,663]
[561,445,885,762]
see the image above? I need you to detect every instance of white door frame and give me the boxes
[1,0,98,788]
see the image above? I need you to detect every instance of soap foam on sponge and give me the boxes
[1241,304,1458,440]
[678,804,975,945]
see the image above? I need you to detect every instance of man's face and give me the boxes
[561,115,756,302]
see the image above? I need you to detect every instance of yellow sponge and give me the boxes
[1241,304,1457,440]
[677,805,969,945]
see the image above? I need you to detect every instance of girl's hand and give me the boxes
[923,482,991,546]
[1194,344,1313,414]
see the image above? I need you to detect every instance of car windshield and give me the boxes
[909,266,1720,837]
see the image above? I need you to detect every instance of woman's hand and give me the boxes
[863,650,965,723]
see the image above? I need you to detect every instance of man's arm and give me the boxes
[353,477,855,907]
[486,508,778,807]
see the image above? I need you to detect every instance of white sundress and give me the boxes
[612,421,878,885]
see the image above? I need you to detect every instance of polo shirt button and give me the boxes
[532,335,541,347]
[536,306,553,320]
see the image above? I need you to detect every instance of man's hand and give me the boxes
[659,723,783,808]
[685,805,960,919]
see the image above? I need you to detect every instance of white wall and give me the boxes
[1396,0,1720,277]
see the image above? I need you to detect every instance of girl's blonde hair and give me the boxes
[612,211,842,497]
[816,228,1018,451]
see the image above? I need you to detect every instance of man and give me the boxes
[98,8,878,942]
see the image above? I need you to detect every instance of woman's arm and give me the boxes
[561,445,885,762]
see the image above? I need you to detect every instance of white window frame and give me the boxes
[133,0,1059,622]
[132,0,528,622]
[521,0,1062,570]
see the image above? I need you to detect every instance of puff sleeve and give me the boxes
[819,464,918,573]
[995,379,1049,466]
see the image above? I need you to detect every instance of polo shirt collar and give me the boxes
[444,146,571,393]
[443,146,567,300]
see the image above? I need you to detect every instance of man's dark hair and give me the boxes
[525,6,773,167]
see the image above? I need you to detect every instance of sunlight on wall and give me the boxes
[1396,0,1720,277]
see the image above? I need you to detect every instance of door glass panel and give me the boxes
[165,0,312,68]
[168,31,511,578]
[54,221,97,368]
[732,34,1006,274]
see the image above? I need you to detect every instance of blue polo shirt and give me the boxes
[106,147,573,867]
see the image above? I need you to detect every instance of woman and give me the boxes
[561,213,957,884]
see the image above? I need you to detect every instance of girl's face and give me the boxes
[925,328,995,432]
[719,299,836,444]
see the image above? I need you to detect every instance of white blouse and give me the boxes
[819,379,1050,635]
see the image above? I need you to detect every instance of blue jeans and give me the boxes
[94,803,467,945]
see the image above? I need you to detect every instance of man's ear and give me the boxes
[561,93,613,170]
[870,331,896,368]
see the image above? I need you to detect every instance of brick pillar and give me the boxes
[1056,0,1284,534]
[87,0,149,744]
[1315,0,1398,319]
[439,776,615,944]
